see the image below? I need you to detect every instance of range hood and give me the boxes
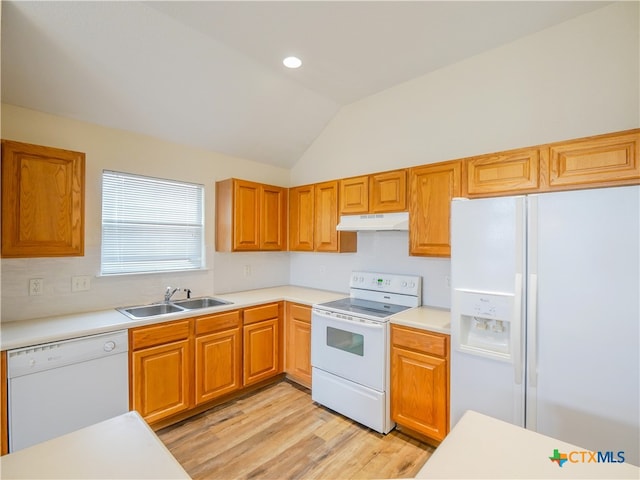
[336,212,409,231]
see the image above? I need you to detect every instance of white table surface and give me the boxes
[0,411,190,479]
[416,410,639,479]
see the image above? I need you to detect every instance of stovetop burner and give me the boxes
[314,271,422,321]
[318,297,411,319]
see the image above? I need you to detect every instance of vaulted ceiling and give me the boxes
[1,1,609,168]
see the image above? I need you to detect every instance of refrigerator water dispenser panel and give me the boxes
[454,289,515,361]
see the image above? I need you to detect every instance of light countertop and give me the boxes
[415,410,639,479]
[390,305,450,334]
[0,286,345,350]
[0,411,190,479]
[0,286,450,350]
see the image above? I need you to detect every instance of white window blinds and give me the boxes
[101,170,204,275]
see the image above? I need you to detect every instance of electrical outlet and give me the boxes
[71,275,91,292]
[445,275,451,288]
[243,265,252,277]
[29,278,44,296]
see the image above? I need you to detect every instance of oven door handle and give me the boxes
[312,308,385,329]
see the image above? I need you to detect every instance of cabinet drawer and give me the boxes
[287,303,311,323]
[195,310,241,335]
[244,303,280,325]
[391,324,447,358]
[131,319,192,350]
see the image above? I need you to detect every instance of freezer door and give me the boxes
[527,186,640,467]
[450,196,526,428]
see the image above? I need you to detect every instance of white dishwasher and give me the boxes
[7,329,129,452]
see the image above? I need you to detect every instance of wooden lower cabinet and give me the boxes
[243,303,283,387]
[130,320,193,425]
[390,324,449,443]
[194,311,242,405]
[130,304,284,427]
[284,302,312,388]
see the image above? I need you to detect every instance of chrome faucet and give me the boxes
[164,286,180,302]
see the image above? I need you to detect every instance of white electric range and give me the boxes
[311,271,422,433]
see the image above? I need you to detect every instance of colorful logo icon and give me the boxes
[549,449,568,467]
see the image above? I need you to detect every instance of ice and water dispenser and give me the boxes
[453,289,517,362]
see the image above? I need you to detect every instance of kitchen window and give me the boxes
[101,170,204,275]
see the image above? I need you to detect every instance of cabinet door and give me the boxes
[243,318,279,386]
[289,184,315,251]
[285,303,312,388]
[548,130,640,189]
[370,169,407,212]
[339,176,369,214]
[409,161,461,257]
[1,140,85,257]
[131,339,192,425]
[315,180,357,253]
[233,179,261,250]
[465,148,543,196]
[195,328,241,404]
[391,346,448,442]
[260,184,287,250]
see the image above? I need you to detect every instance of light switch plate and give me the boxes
[71,275,91,292]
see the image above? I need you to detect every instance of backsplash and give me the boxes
[1,232,449,323]
[289,231,451,308]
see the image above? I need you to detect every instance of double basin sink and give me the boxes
[117,297,233,320]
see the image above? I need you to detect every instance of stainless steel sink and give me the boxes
[117,296,233,319]
[172,297,232,310]
[119,303,187,319]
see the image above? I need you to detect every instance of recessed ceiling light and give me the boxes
[283,56,302,69]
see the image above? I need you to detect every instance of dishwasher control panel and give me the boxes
[7,329,128,377]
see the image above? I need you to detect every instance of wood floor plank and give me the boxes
[158,381,434,479]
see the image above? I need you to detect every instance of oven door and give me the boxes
[311,308,386,391]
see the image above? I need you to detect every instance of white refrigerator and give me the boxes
[450,185,639,467]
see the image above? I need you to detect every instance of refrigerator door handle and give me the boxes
[513,273,523,385]
[527,273,538,388]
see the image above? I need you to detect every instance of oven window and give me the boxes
[326,326,364,356]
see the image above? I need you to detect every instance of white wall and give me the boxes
[2,2,638,321]
[292,2,639,185]
[288,2,639,307]
[1,104,290,322]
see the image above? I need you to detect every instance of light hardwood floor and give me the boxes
[158,381,434,479]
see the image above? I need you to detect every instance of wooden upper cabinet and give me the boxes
[339,176,369,214]
[1,140,85,257]
[339,170,407,214]
[409,161,461,257]
[216,178,286,252]
[260,183,287,250]
[464,147,544,197]
[370,169,407,212]
[315,180,356,253]
[547,129,640,189]
[233,179,260,250]
[289,184,315,251]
